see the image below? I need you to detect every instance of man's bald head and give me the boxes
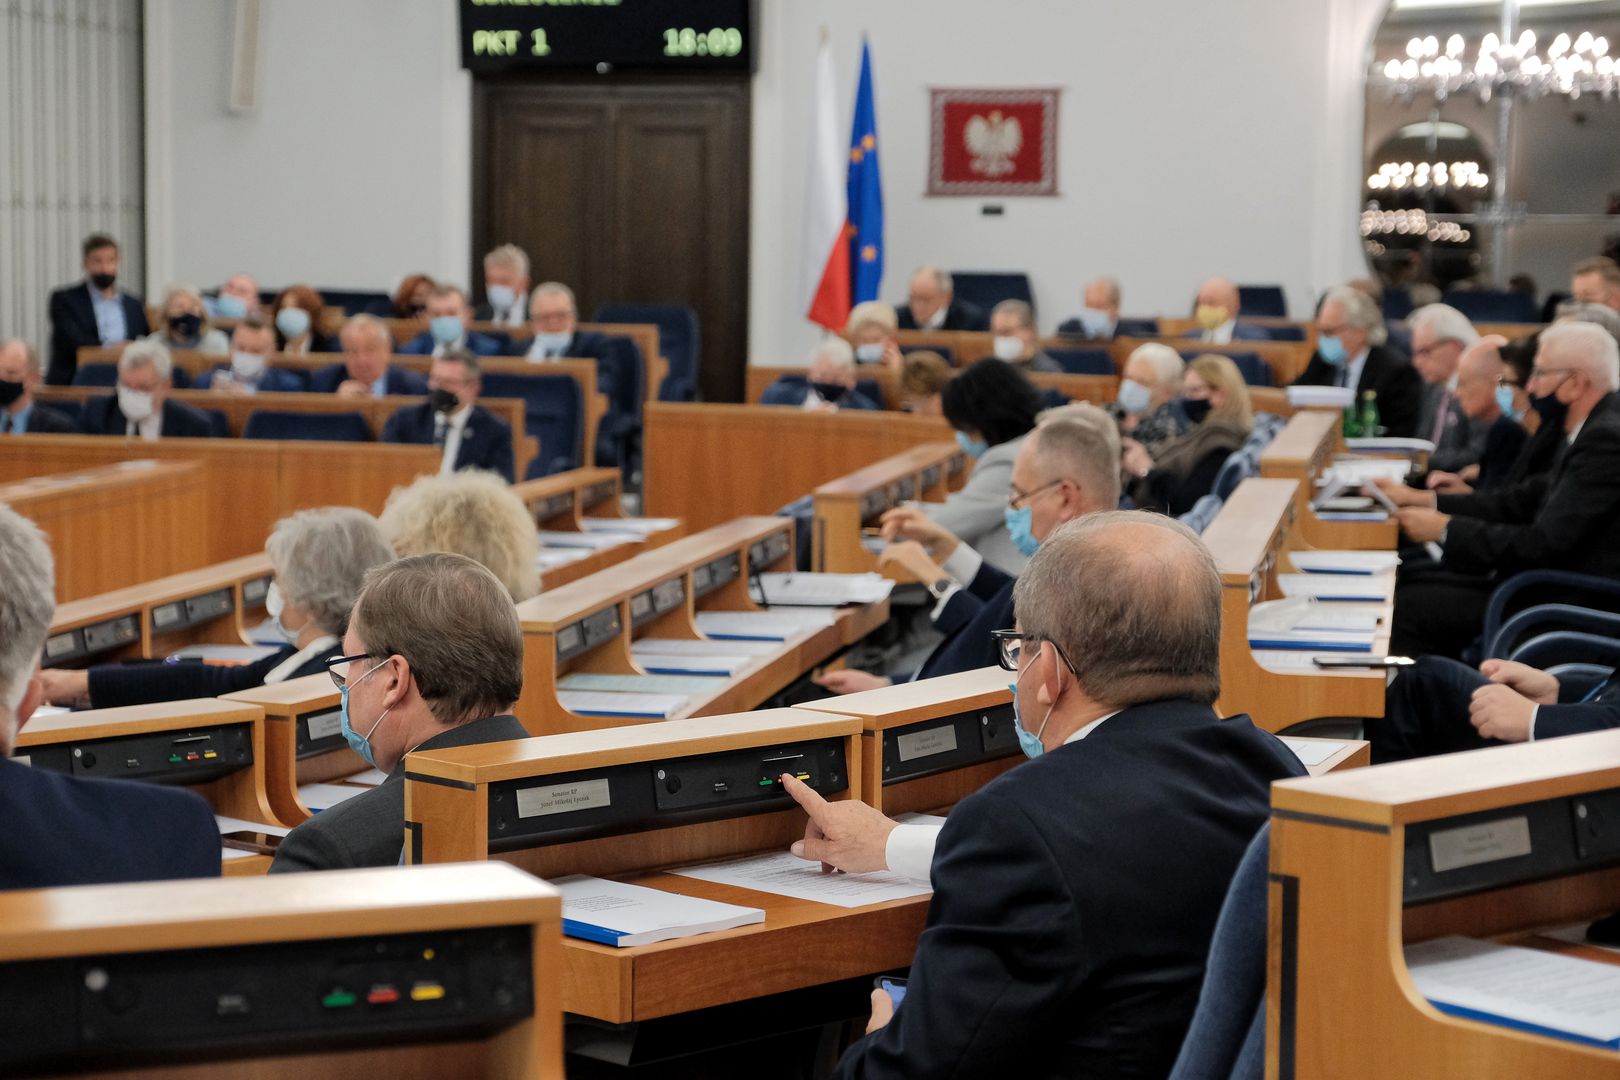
[1195,277,1241,319]
[1014,510,1222,708]
[1455,335,1508,421]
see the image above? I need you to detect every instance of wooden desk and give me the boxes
[1203,478,1387,732]
[811,441,967,575]
[795,667,1018,816]
[511,516,888,734]
[643,403,954,531]
[223,674,366,827]
[14,698,285,872]
[1260,410,1400,551]
[0,435,440,563]
[512,467,684,590]
[0,461,208,601]
[1269,730,1620,1077]
[407,709,929,1025]
[0,863,562,1079]
[743,363,1120,412]
[46,552,275,669]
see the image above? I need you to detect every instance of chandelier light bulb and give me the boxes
[1576,32,1594,53]
[1424,36,1440,57]
[1482,32,1500,54]
[1594,37,1609,57]
[1408,37,1424,59]
[1447,34,1465,58]
[1551,33,1571,58]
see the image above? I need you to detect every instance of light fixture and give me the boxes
[1360,207,1473,243]
[1374,28,1617,100]
[1366,159,1489,191]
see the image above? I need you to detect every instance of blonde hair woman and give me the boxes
[1123,354,1253,516]
[379,471,541,601]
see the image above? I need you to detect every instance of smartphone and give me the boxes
[874,976,908,1008]
[1312,656,1414,669]
[220,830,282,855]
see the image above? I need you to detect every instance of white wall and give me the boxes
[144,0,1386,369]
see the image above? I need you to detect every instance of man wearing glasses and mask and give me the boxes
[269,553,530,872]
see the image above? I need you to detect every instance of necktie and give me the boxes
[433,416,448,448]
[1429,388,1453,444]
[0,415,10,434]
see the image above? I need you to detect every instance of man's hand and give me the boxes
[1469,682,1538,743]
[866,987,896,1035]
[335,379,370,400]
[878,506,958,555]
[880,540,947,588]
[1121,439,1154,480]
[1424,470,1473,495]
[812,668,893,695]
[1479,658,1560,706]
[783,772,898,874]
[1370,476,1435,508]
[37,668,90,707]
[1394,507,1450,543]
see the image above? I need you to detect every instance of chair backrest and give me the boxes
[1178,493,1225,535]
[1212,449,1256,501]
[1442,289,1540,324]
[203,409,230,438]
[1237,285,1288,319]
[481,371,585,477]
[71,363,119,387]
[592,303,701,402]
[1180,350,1273,388]
[1115,317,1162,337]
[596,336,645,423]
[1380,288,1414,322]
[1044,347,1114,376]
[1035,387,1070,411]
[950,271,1033,318]
[760,375,807,407]
[900,342,955,365]
[774,494,816,572]
[855,378,885,408]
[44,399,82,424]
[242,410,371,442]
[315,289,393,316]
[1262,324,1306,342]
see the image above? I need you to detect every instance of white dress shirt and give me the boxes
[1201,319,1237,345]
[882,710,1120,885]
[922,305,948,331]
[127,410,162,441]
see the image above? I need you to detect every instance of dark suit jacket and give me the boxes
[1422,382,1491,472]
[0,757,220,889]
[1502,415,1566,489]
[397,330,510,357]
[832,699,1303,1080]
[307,363,428,396]
[1183,321,1274,343]
[87,643,332,710]
[759,380,880,412]
[381,402,515,482]
[46,282,150,385]
[79,395,216,439]
[1291,344,1423,439]
[194,365,308,393]
[1539,672,1620,740]
[916,561,1015,680]
[1475,414,1529,491]
[18,403,77,433]
[472,302,527,326]
[268,714,530,873]
[896,297,988,332]
[1437,393,1620,578]
[507,329,616,362]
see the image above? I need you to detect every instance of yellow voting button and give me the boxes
[410,982,446,1002]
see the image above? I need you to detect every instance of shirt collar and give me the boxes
[264,634,340,683]
[1061,709,1120,745]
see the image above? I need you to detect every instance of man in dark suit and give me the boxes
[1055,275,1122,340]
[309,314,428,398]
[381,349,515,482]
[1423,336,1528,494]
[788,511,1302,1080]
[1376,321,1620,658]
[45,232,150,386]
[516,281,615,363]
[0,339,75,434]
[472,243,531,327]
[78,340,215,439]
[1292,285,1423,438]
[193,315,307,393]
[895,265,988,331]
[759,338,881,412]
[397,283,509,358]
[270,553,530,872]
[1186,277,1274,344]
[0,504,220,889]
[1409,303,1490,471]
[812,410,1120,694]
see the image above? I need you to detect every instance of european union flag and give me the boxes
[846,40,883,305]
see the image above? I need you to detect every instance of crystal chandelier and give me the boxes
[1366,159,1489,192]
[1375,30,1617,101]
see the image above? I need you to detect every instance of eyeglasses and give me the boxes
[1495,375,1522,389]
[324,652,375,691]
[989,628,1077,675]
[1007,478,1067,511]
[1527,367,1574,385]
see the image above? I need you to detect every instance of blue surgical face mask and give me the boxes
[1495,384,1523,421]
[339,658,392,768]
[214,294,249,320]
[530,331,572,359]
[430,315,463,346]
[265,581,300,645]
[1009,655,1055,759]
[854,343,885,364]
[275,306,311,339]
[955,431,989,458]
[1076,307,1113,338]
[1116,378,1152,416]
[486,284,517,313]
[1004,503,1040,557]
[1318,334,1348,367]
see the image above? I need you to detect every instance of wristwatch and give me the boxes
[927,577,952,600]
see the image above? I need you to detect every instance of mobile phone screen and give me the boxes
[877,977,907,1007]
[220,830,282,855]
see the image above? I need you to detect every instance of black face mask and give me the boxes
[429,388,460,414]
[810,381,849,404]
[169,313,202,340]
[1530,387,1568,427]
[0,379,24,407]
[89,272,117,291]
[1181,397,1213,424]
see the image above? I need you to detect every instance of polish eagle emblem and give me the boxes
[964,110,1022,176]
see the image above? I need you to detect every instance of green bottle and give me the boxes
[1359,390,1381,438]
[1342,404,1363,439]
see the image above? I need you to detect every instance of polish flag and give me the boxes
[800,35,850,330]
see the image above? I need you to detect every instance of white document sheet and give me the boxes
[747,572,894,607]
[537,549,590,569]
[216,814,290,860]
[1285,385,1355,409]
[1286,550,1401,576]
[1345,436,1436,454]
[670,850,933,908]
[560,672,727,696]
[633,637,783,656]
[1537,922,1620,957]
[1406,936,1620,1048]
[581,516,679,535]
[537,530,637,551]
[633,650,756,677]
[1325,458,1413,485]
[1277,737,1346,767]
[1251,650,1350,673]
[558,690,689,719]
[554,875,764,947]
[343,767,391,787]
[695,609,837,641]
[1250,598,1381,635]
[297,782,371,811]
[1278,573,1394,603]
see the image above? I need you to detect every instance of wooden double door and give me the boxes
[472,77,751,402]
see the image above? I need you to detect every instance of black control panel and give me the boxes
[630,577,687,628]
[241,575,272,608]
[296,708,347,759]
[555,605,622,662]
[892,477,916,503]
[584,481,618,509]
[748,531,792,574]
[692,553,741,599]
[880,705,1020,786]
[920,464,942,491]
[1402,788,1620,904]
[20,723,252,786]
[0,925,532,1073]
[483,737,849,851]
[150,588,234,635]
[533,491,575,523]
[42,614,141,667]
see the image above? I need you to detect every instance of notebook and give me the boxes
[554,876,764,947]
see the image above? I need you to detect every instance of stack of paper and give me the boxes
[537,548,590,570]
[1346,436,1436,455]
[582,516,678,535]
[167,644,283,665]
[695,609,838,641]
[297,782,371,811]
[1286,385,1355,409]
[558,690,689,719]
[1406,936,1620,1050]
[1249,598,1376,652]
[747,572,894,607]
[537,530,638,551]
[1277,737,1347,768]
[342,767,391,787]
[559,672,726,696]
[632,637,780,676]
[1287,550,1400,576]
[554,876,764,947]
[1278,573,1393,603]
[670,850,932,908]
[1327,457,1414,486]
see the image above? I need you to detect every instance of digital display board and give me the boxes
[460,0,755,73]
